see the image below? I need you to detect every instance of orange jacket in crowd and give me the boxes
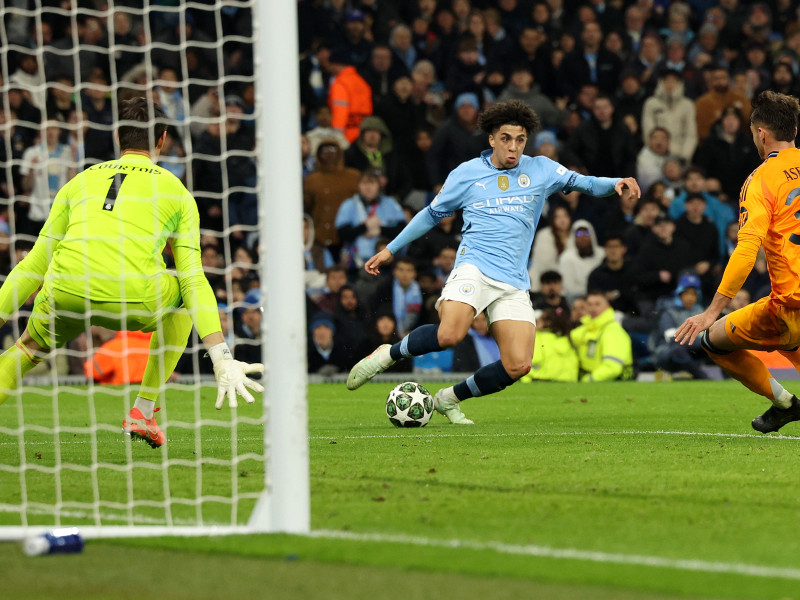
[84,331,153,385]
[328,65,373,143]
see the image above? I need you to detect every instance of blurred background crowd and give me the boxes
[1,0,797,382]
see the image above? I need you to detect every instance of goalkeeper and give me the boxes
[0,98,263,448]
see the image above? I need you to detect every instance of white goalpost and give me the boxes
[0,0,309,540]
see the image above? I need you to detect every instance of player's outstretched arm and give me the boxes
[0,239,53,328]
[172,234,264,410]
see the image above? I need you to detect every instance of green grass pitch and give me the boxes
[2,380,800,600]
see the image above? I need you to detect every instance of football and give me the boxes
[385,381,434,427]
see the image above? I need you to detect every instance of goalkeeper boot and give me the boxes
[752,395,800,434]
[122,407,166,448]
[433,388,474,425]
[346,344,395,390]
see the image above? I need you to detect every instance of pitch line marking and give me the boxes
[4,506,800,581]
[310,529,800,581]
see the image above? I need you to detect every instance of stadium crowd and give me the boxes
[0,0,798,381]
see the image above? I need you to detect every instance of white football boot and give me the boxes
[433,387,474,425]
[346,344,396,390]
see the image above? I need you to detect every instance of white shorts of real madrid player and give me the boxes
[436,263,536,326]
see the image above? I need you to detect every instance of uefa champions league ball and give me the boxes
[385,382,434,427]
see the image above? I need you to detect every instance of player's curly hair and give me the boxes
[118,97,168,151]
[478,99,540,136]
[751,90,800,142]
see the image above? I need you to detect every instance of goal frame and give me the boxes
[0,0,309,540]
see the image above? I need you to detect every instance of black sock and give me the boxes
[390,325,442,361]
[453,360,515,400]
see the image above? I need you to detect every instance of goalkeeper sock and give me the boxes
[0,341,41,406]
[138,310,193,401]
[453,360,515,401]
[390,325,442,361]
[707,349,783,404]
[133,397,156,419]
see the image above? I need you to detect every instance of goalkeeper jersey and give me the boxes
[40,153,200,302]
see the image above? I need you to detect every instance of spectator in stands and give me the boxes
[497,65,566,131]
[627,33,664,94]
[154,67,187,137]
[559,219,605,301]
[45,74,75,128]
[398,127,435,207]
[452,312,501,373]
[335,169,406,271]
[674,192,720,298]
[361,45,406,107]
[84,331,153,385]
[7,82,41,149]
[641,69,698,163]
[306,105,350,156]
[304,215,335,303]
[375,76,427,158]
[531,270,570,313]
[631,215,694,305]
[355,311,410,374]
[189,87,221,142]
[303,139,360,254]
[695,65,751,142]
[343,116,409,200]
[408,212,462,265]
[668,166,736,257]
[571,290,634,382]
[328,48,373,144]
[370,257,422,337]
[389,24,416,73]
[529,203,571,292]
[622,4,647,56]
[520,307,579,383]
[558,21,623,98]
[82,71,114,166]
[427,92,485,188]
[516,26,557,99]
[334,285,369,363]
[587,234,638,317]
[445,38,486,100]
[307,311,349,376]
[636,127,674,194]
[692,105,761,201]
[769,61,800,98]
[652,273,707,379]
[19,120,74,235]
[568,94,637,178]
[615,71,647,135]
[333,10,373,71]
[314,265,349,315]
[233,288,262,365]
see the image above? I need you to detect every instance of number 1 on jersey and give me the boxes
[103,173,128,211]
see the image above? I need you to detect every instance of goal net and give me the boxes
[0,1,308,538]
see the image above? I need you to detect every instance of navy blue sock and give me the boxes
[390,324,442,361]
[453,360,515,400]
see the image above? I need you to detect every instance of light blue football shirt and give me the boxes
[387,149,620,290]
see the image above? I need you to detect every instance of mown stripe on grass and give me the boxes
[311,529,800,581]
[2,430,800,446]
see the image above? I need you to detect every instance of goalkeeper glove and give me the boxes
[209,343,265,409]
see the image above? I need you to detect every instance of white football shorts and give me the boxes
[435,263,536,326]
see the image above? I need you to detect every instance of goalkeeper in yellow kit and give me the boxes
[0,98,263,448]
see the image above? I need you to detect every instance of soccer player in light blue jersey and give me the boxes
[347,100,640,423]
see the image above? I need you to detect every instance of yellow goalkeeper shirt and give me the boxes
[0,153,221,338]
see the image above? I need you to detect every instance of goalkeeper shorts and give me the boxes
[27,273,183,351]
